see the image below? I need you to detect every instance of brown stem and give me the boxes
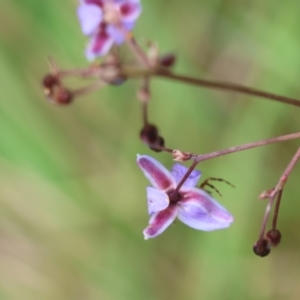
[258,146,300,240]
[173,160,199,193]
[142,102,148,125]
[259,195,276,240]
[272,146,300,195]
[59,67,98,78]
[123,33,150,67]
[272,190,283,230]
[155,69,300,108]
[268,147,300,230]
[139,76,150,125]
[47,56,60,75]
[73,80,107,97]
[193,132,300,163]
[150,132,300,162]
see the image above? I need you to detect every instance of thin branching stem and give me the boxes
[258,146,300,240]
[193,133,300,162]
[259,195,276,240]
[173,160,199,193]
[153,132,300,162]
[156,69,300,107]
[272,190,283,230]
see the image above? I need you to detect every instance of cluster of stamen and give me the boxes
[103,2,121,25]
[167,189,182,204]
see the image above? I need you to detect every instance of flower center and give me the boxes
[167,189,182,204]
[103,2,121,25]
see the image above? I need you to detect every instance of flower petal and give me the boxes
[171,163,201,188]
[118,1,142,23]
[143,205,178,239]
[85,0,103,6]
[137,155,175,191]
[122,21,135,30]
[77,4,103,35]
[106,25,124,45]
[85,29,114,60]
[146,187,169,215]
[177,188,233,231]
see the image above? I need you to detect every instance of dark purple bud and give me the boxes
[149,136,165,153]
[266,229,282,247]
[56,88,73,105]
[158,136,165,147]
[42,74,58,89]
[158,53,176,68]
[140,124,159,145]
[253,239,271,257]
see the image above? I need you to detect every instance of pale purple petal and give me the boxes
[106,25,124,45]
[137,155,176,191]
[117,1,142,23]
[107,22,134,45]
[85,30,114,60]
[77,4,103,35]
[146,187,169,215]
[171,163,201,188]
[177,188,233,231]
[122,21,135,31]
[143,205,178,239]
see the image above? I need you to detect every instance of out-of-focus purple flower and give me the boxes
[137,155,234,239]
[77,0,142,60]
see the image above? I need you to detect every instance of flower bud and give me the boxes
[159,53,176,68]
[149,136,165,152]
[42,74,58,89]
[140,124,159,145]
[56,88,73,105]
[42,74,59,97]
[266,229,282,247]
[253,239,271,257]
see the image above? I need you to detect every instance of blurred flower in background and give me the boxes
[77,0,142,59]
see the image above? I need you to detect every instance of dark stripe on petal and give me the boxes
[143,205,178,239]
[85,0,104,7]
[119,2,142,23]
[85,28,114,60]
[137,155,175,191]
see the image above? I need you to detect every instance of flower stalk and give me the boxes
[41,0,300,251]
[254,146,300,256]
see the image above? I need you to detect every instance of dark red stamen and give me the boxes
[167,189,182,204]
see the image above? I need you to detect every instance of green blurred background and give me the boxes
[1,0,300,299]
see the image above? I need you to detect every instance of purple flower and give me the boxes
[137,155,234,239]
[77,0,142,60]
